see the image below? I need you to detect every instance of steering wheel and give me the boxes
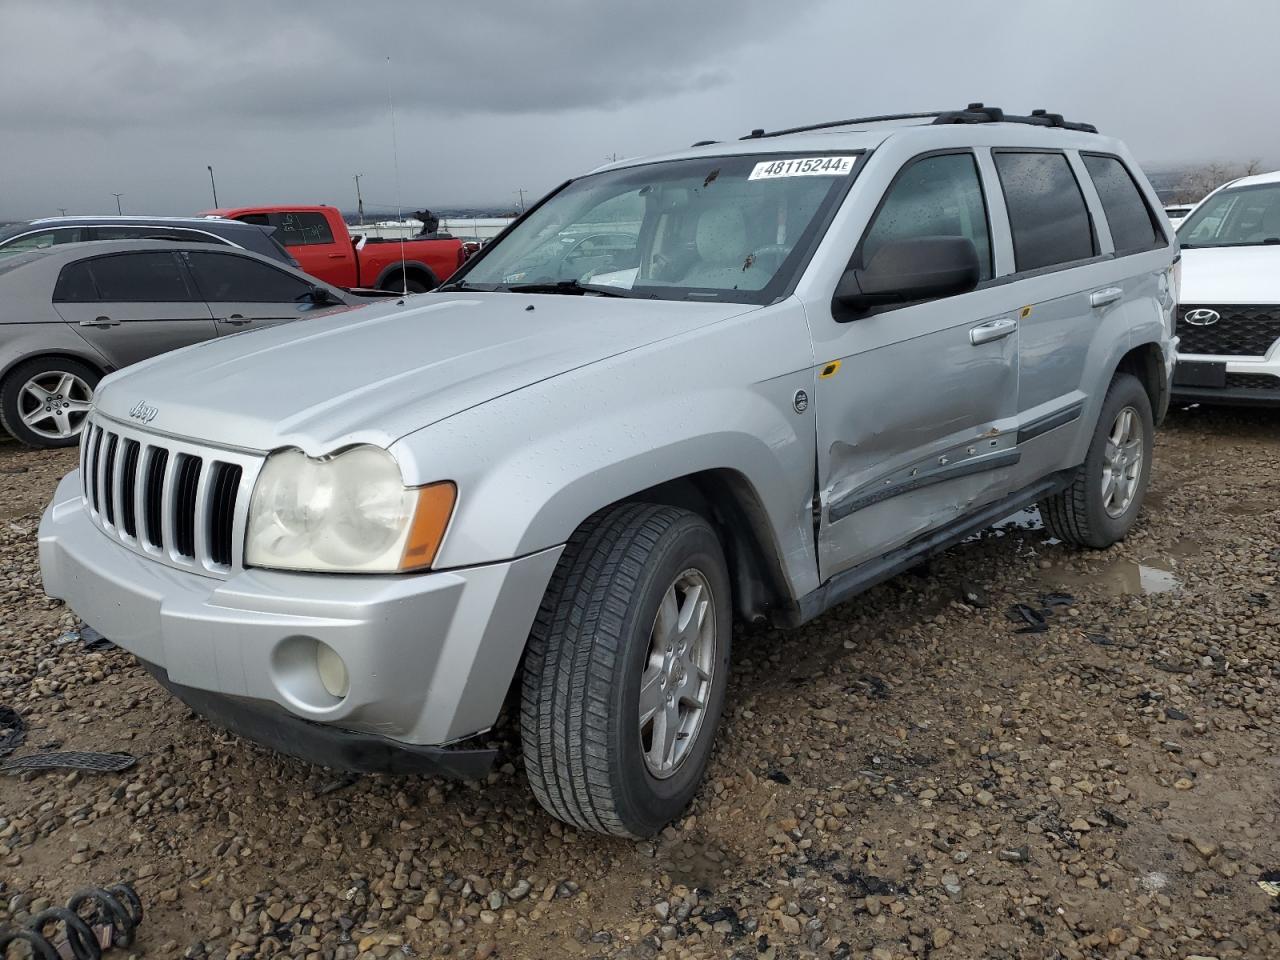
[562,232,636,266]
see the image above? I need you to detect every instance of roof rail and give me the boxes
[740,103,1097,140]
[932,103,1098,133]
[741,112,944,140]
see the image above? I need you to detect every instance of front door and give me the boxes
[52,251,217,368]
[812,152,1022,580]
[182,250,332,335]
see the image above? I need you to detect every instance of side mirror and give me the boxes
[835,236,980,312]
[309,286,336,304]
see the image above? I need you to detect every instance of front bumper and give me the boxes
[39,472,562,765]
[1171,345,1280,406]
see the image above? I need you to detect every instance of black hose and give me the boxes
[0,882,142,957]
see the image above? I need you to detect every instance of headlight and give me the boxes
[245,445,455,573]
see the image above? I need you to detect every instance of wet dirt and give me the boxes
[1,406,1278,959]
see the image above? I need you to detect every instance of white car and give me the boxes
[1163,204,1193,228]
[1173,170,1280,405]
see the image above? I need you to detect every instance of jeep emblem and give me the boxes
[128,400,159,423]
[793,389,809,414]
[1184,308,1220,326]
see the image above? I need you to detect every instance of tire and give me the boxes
[520,503,732,837]
[0,357,100,449]
[382,275,435,294]
[1039,372,1154,548]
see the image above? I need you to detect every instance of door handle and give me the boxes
[79,316,120,328]
[969,317,1017,345]
[1090,287,1124,308]
[217,315,251,326]
[327,253,345,259]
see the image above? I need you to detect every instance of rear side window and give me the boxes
[95,226,227,246]
[53,261,98,302]
[995,152,1096,272]
[184,251,315,302]
[859,152,993,281]
[1082,155,1163,253]
[82,252,192,301]
[272,212,335,246]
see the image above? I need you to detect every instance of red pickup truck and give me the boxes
[200,205,465,292]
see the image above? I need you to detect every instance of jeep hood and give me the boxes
[1179,246,1280,304]
[94,293,755,454]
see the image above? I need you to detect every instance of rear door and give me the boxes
[992,150,1121,486]
[814,151,1022,578]
[182,249,334,334]
[52,251,217,368]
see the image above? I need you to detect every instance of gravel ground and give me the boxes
[1,407,1277,960]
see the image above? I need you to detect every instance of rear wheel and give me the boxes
[1039,372,1154,548]
[520,503,731,837]
[0,357,99,448]
[381,274,435,294]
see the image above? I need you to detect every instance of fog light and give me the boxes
[316,642,349,699]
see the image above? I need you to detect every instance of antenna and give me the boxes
[385,57,408,295]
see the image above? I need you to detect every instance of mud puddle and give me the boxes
[1043,552,1193,597]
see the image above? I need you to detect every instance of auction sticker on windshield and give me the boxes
[748,156,855,180]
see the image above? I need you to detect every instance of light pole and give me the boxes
[57,207,67,217]
[207,165,219,207]
[354,173,365,226]
[515,188,527,213]
[112,193,123,214]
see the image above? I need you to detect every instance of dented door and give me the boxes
[813,288,1022,579]
[808,150,1024,581]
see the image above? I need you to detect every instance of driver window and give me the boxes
[859,153,993,281]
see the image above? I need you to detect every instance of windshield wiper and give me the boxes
[504,280,630,298]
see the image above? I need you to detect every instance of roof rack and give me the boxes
[740,103,1097,140]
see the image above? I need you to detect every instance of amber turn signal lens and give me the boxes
[399,481,457,570]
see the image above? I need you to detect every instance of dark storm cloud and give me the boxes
[2,0,1278,219]
[0,0,752,131]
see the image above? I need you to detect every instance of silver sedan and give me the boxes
[0,240,360,448]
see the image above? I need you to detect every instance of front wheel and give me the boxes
[1039,372,1154,548]
[520,503,731,837]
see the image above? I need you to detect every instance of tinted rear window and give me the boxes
[83,252,191,301]
[53,261,98,301]
[1083,155,1163,253]
[994,152,1096,272]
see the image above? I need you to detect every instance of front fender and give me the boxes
[390,300,821,599]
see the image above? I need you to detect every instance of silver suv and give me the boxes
[40,104,1178,837]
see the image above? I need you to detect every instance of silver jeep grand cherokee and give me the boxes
[40,104,1178,837]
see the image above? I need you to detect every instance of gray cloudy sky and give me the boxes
[1,0,1275,219]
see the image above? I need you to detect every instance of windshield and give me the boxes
[1178,182,1280,247]
[452,152,861,303]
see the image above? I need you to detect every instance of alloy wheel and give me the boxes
[17,371,93,441]
[1101,405,1143,518]
[638,568,717,779]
